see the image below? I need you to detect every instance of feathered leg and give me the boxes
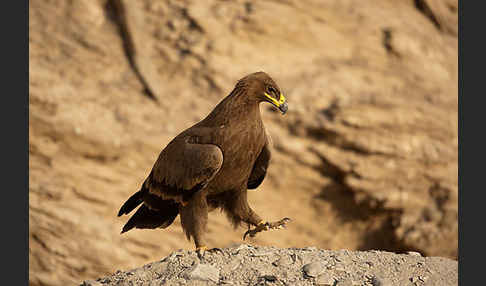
[179,190,209,255]
[221,188,291,240]
[222,188,262,228]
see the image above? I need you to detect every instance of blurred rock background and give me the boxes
[29,0,458,285]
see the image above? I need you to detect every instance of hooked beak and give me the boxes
[264,92,288,115]
[279,102,288,114]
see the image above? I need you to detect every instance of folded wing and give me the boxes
[247,140,271,190]
[146,137,224,202]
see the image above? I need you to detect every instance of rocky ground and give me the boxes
[80,245,458,286]
[29,0,457,285]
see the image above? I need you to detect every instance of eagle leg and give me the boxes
[196,246,207,258]
[243,217,291,240]
[179,191,209,252]
[219,188,291,240]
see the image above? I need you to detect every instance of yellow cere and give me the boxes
[264,92,286,107]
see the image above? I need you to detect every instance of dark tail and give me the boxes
[120,201,179,234]
[118,189,144,217]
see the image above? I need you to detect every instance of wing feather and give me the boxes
[247,139,271,190]
[146,137,223,201]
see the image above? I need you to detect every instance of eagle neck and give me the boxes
[205,87,262,126]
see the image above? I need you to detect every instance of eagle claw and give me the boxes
[196,246,224,259]
[243,217,291,240]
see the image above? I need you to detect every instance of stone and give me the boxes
[316,273,336,286]
[371,276,393,286]
[303,262,325,278]
[335,280,354,286]
[183,263,220,283]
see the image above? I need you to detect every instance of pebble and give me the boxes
[371,276,393,286]
[260,275,278,282]
[150,261,168,274]
[183,263,220,283]
[167,252,180,262]
[230,260,241,272]
[252,251,274,257]
[272,255,293,267]
[303,262,325,277]
[419,275,428,282]
[316,273,336,286]
[334,265,347,273]
[407,251,422,257]
[335,280,353,286]
[290,253,297,263]
[232,244,250,255]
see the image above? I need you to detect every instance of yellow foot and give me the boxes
[196,246,207,258]
[195,246,224,259]
[243,217,291,240]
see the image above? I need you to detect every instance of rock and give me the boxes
[335,280,354,286]
[419,275,428,282]
[371,276,393,286]
[80,246,457,286]
[303,262,326,277]
[334,265,347,273]
[316,273,336,286]
[363,261,372,268]
[260,275,278,282]
[183,263,220,283]
[272,255,293,267]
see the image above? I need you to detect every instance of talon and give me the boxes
[243,222,267,240]
[268,217,291,230]
[243,229,252,240]
[196,246,222,258]
[243,230,251,240]
[208,247,224,254]
[243,218,291,240]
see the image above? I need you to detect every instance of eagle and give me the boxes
[118,71,290,255]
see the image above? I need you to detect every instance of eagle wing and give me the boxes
[146,136,223,202]
[247,139,271,190]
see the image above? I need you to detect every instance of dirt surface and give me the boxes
[29,0,457,285]
[80,245,458,286]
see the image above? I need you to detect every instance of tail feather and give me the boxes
[118,190,144,217]
[120,201,179,234]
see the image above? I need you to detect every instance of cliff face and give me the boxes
[29,0,457,285]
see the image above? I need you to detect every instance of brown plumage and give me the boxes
[118,71,290,253]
